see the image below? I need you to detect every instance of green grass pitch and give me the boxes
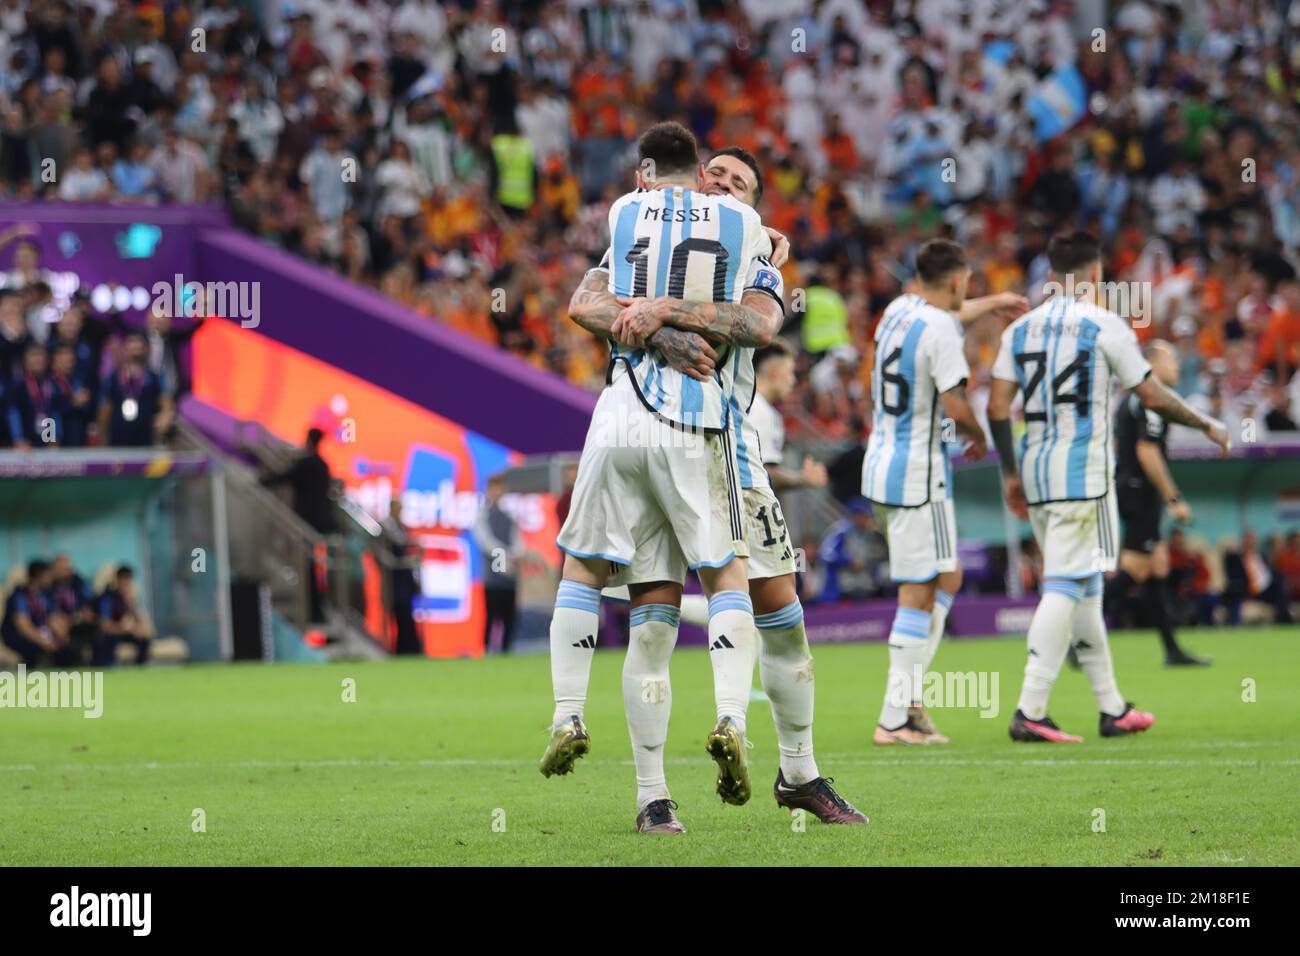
[3,627,1297,866]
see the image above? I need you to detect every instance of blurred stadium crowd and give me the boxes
[1,0,1299,450]
[0,0,1295,645]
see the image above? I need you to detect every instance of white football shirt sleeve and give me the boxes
[927,321,971,394]
[991,328,1017,383]
[741,217,785,307]
[1100,316,1152,389]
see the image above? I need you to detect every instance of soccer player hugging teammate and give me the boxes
[545,126,867,832]
[987,231,1231,743]
[863,240,989,745]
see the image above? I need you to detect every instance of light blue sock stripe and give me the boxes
[935,589,955,612]
[892,628,929,640]
[556,581,601,613]
[708,590,753,619]
[1042,577,1086,602]
[891,606,932,642]
[630,604,680,628]
[755,600,804,630]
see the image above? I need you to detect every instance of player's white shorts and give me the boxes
[875,498,958,583]
[604,485,790,591]
[1028,491,1120,578]
[741,486,796,579]
[558,380,746,574]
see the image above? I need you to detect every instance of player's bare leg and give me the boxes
[752,573,867,824]
[698,557,758,805]
[540,554,609,777]
[625,580,686,833]
[875,580,946,745]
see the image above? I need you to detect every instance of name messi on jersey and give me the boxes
[641,206,714,223]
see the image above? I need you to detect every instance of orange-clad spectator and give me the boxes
[983,234,1024,294]
[1277,531,1300,599]
[538,157,580,225]
[821,115,859,175]
[1256,280,1300,375]
[571,54,626,139]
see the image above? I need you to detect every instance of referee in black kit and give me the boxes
[1106,339,1210,666]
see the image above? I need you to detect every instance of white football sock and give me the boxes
[879,606,931,729]
[550,580,601,726]
[923,588,955,671]
[623,604,679,809]
[756,600,818,785]
[679,593,709,628]
[1017,578,1085,720]
[707,590,757,734]
[1072,574,1126,716]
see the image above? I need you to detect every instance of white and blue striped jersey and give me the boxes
[863,293,970,507]
[727,348,774,491]
[602,186,781,434]
[991,297,1151,504]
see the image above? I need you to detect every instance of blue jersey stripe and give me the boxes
[729,351,752,487]
[655,191,675,295]
[719,204,743,299]
[883,319,928,502]
[1039,299,1067,500]
[1065,318,1100,498]
[612,199,641,294]
[864,297,924,498]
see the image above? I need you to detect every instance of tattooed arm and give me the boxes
[567,267,719,380]
[1133,375,1231,455]
[611,290,784,349]
[645,326,720,382]
[566,268,622,340]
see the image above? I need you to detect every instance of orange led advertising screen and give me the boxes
[192,320,559,657]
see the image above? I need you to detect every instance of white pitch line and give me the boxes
[3,756,1298,773]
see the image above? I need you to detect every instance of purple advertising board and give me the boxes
[675,593,1042,646]
[0,202,228,316]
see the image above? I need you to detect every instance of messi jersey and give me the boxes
[992,297,1152,504]
[602,186,782,433]
[863,294,970,507]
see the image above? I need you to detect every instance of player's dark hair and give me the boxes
[915,239,967,285]
[712,146,764,203]
[27,559,50,580]
[754,337,795,374]
[637,121,699,182]
[1047,230,1102,275]
[116,564,134,579]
